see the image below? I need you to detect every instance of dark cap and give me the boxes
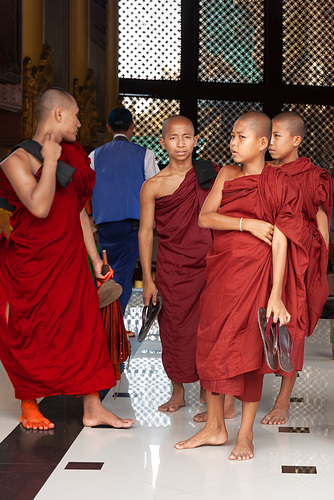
[108,107,133,127]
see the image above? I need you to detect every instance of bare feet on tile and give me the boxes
[229,432,254,461]
[193,395,235,422]
[175,424,228,449]
[82,393,134,428]
[261,404,290,425]
[158,381,185,412]
[20,400,55,430]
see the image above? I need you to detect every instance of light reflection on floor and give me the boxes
[1,291,333,500]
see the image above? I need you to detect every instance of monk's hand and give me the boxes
[143,280,157,306]
[92,257,105,280]
[244,219,274,246]
[41,132,62,164]
[266,294,291,325]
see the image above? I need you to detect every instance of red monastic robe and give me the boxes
[0,141,116,399]
[155,167,217,383]
[280,158,332,336]
[197,164,308,397]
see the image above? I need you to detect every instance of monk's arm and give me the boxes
[80,208,103,279]
[139,181,157,306]
[0,134,60,218]
[316,205,329,250]
[266,226,290,324]
[199,167,274,244]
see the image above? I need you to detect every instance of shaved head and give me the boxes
[36,87,75,122]
[272,111,306,140]
[162,115,195,137]
[237,111,272,143]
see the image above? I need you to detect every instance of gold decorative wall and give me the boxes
[73,69,100,147]
[21,45,54,140]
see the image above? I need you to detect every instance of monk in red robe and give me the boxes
[139,115,232,413]
[175,112,307,459]
[262,111,332,425]
[0,88,134,430]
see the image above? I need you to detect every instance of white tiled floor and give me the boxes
[1,292,333,499]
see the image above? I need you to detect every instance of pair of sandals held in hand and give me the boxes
[258,307,293,372]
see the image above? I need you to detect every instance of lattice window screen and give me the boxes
[120,96,180,168]
[198,0,264,83]
[196,100,263,165]
[282,104,334,174]
[118,0,181,80]
[282,1,333,86]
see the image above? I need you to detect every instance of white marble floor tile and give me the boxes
[1,294,333,499]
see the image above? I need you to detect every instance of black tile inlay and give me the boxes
[279,426,310,433]
[65,461,104,470]
[282,465,317,474]
[290,397,304,403]
[112,392,133,398]
[0,395,84,500]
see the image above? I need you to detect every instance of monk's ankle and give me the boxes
[21,399,38,411]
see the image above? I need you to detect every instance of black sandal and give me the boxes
[138,293,163,342]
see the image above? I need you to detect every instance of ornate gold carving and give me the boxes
[21,45,54,139]
[73,69,100,147]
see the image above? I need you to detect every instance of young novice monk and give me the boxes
[262,111,332,425]
[175,111,307,459]
[139,115,235,413]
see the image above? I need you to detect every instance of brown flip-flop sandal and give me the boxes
[276,322,293,373]
[257,307,278,370]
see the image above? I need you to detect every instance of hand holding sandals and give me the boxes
[266,293,291,325]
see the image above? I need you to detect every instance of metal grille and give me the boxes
[198,0,264,83]
[120,96,180,168]
[118,0,181,80]
[282,103,334,173]
[196,100,263,165]
[282,1,334,86]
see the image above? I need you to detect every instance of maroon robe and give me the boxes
[197,164,308,397]
[280,158,332,337]
[155,167,217,383]
[0,141,116,399]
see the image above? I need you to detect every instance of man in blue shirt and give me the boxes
[89,107,159,313]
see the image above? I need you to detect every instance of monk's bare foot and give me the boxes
[126,330,136,338]
[83,394,134,428]
[193,411,207,422]
[193,395,235,422]
[229,433,254,461]
[20,400,55,430]
[261,404,289,425]
[200,386,207,404]
[158,381,185,412]
[158,394,185,412]
[175,425,228,449]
